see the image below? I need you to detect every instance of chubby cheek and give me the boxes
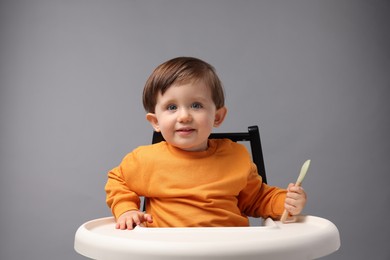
[200,115,217,130]
[156,117,176,136]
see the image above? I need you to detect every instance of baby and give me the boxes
[105,57,306,229]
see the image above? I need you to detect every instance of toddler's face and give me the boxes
[147,81,226,151]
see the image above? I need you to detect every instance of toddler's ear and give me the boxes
[214,107,227,127]
[146,113,160,132]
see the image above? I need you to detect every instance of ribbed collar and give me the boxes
[164,139,219,159]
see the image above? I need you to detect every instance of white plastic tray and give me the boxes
[74,215,340,260]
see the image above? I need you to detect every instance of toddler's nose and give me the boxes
[177,108,192,122]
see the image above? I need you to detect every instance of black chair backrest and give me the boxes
[152,125,267,184]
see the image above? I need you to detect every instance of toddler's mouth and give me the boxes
[176,128,195,134]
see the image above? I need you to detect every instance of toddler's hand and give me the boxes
[116,210,153,230]
[284,183,307,216]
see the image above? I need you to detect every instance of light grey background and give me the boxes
[1,0,389,259]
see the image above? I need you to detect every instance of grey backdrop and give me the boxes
[1,1,389,259]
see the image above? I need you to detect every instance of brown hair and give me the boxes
[142,57,225,113]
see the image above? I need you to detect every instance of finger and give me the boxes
[286,194,306,205]
[132,214,141,226]
[286,197,306,215]
[290,186,304,193]
[284,202,296,214]
[287,183,295,190]
[286,191,301,200]
[126,219,135,230]
[143,214,153,223]
[119,219,128,230]
[285,197,298,207]
[137,214,153,227]
[285,201,301,215]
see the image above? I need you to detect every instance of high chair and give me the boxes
[75,125,340,260]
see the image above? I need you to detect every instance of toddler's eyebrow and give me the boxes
[159,99,177,107]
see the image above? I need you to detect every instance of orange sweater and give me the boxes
[105,139,286,227]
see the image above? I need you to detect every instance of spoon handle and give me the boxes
[280,160,310,223]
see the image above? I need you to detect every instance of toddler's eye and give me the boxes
[167,104,177,111]
[191,103,203,109]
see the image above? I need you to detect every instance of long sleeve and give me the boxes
[238,163,287,219]
[105,153,141,219]
[105,140,287,227]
